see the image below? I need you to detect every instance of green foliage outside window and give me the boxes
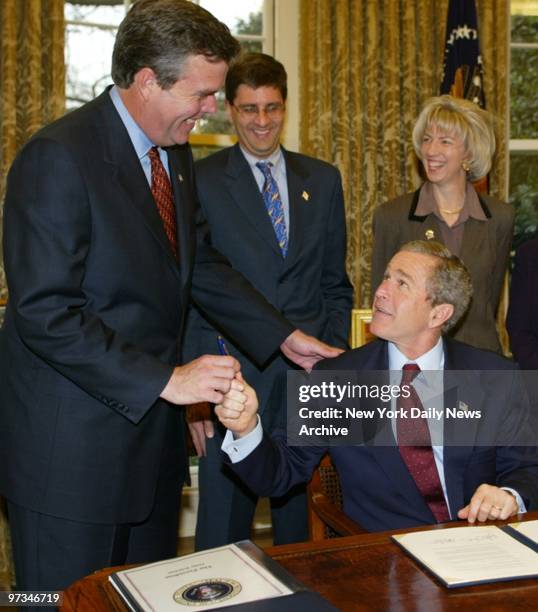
[510,14,538,249]
[511,153,538,250]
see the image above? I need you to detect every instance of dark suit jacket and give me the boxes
[0,90,294,525]
[230,338,538,532]
[507,238,538,369]
[183,144,352,424]
[372,187,514,353]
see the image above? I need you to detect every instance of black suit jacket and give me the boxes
[183,144,352,423]
[507,238,538,369]
[0,90,294,524]
[230,338,538,532]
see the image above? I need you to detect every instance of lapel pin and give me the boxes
[459,401,469,412]
[302,191,309,202]
[178,173,184,182]
[425,229,435,240]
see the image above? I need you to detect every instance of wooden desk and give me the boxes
[61,514,538,612]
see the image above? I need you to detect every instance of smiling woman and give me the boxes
[371,95,514,354]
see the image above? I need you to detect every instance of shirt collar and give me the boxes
[388,337,444,371]
[240,145,283,175]
[109,86,155,160]
[415,181,487,222]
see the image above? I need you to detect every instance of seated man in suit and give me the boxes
[215,240,538,532]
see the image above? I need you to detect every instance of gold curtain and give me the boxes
[0,0,65,586]
[299,0,508,307]
[0,0,65,301]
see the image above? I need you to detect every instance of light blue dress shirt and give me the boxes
[109,85,170,183]
[239,145,290,238]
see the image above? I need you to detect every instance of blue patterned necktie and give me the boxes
[256,161,288,257]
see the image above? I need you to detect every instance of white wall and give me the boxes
[274,0,300,152]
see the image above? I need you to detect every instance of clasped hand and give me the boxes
[160,354,240,405]
[214,373,259,438]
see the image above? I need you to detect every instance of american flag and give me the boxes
[440,0,485,108]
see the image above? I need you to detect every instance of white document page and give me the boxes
[510,520,538,544]
[393,525,538,587]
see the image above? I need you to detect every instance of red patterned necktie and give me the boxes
[148,146,178,259]
[396,363,450,523]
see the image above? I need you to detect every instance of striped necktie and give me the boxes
[256,161,288,257]
[148,147,178,259]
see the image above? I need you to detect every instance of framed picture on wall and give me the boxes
[350,309,374,348]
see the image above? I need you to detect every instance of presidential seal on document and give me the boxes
[174,579,241,606]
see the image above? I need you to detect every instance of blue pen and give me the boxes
[217,335,229,356]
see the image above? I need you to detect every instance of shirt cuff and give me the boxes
[221,416,263,463]
[502,487,527,513]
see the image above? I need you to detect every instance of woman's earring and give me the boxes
[462,160,471,173]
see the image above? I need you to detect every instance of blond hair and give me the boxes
[412,95,495,182]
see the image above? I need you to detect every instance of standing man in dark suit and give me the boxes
[0,1,339,592]
[184,53,352,549]
[216,241,538,532]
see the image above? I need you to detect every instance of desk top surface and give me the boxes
[61,514,538,612]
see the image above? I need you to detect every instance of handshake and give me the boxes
[215,372,260,438]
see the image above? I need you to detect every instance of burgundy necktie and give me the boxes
[148,147,178,259]
[397,363,450,523]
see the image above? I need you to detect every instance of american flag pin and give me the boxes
[178,174,184,182]
[302,191,309,201]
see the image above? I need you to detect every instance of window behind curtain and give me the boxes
[510,1,538,249]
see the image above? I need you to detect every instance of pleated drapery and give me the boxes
[0,0,65,586]
[299,0,508,307]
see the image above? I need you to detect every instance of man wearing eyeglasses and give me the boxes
[184,53,353,549]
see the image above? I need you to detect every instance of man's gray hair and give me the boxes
[400,240,473,332]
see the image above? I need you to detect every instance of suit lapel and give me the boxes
[409,214,442,243]
[282,149,310,270]
[442,339,483,514]
[406,188,443,243]
[167,146,194,283]
[458,217,488,273]
[97,92,180,276]
[224,145,282,257]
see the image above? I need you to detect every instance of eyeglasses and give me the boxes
[232,103,285,118]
